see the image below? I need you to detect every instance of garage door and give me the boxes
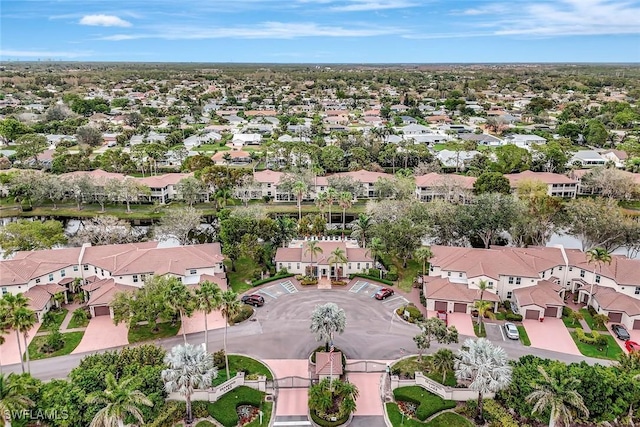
[453,303,467,313]
[525,309,539,320]
[608,312,623,323]
[544,306,558,318]
[434,301,447,312]
[93,306,110,316]
[633,320,640,330]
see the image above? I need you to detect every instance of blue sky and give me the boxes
[1,0,639,63]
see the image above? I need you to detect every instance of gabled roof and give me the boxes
[414,173,476,189]
[504,170,576,186]
[592,285,640,316]
[275,242,373,264]
[24,283,66,311]
[253,169,285,184]
[513,280,563,308]
[423,276,499,303]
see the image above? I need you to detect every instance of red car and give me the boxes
[375,288,394,300]
[626,340,640,352]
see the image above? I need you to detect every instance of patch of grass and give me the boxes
[67,310,90,329]
[231,305,254,324]
[393,386,456,420]
[425,412,474,427]
[570,331,623,360]
[245,401,272,427]
[562,315,579,328]
[225,257,261,293]
[381,255,421,292]
[40,308,68,332]
[494,312,506,321]
[517,325,531,346]
[392,356,456,387]
[193,144,230,152]
[128,321,180,344]
[27,331,84,360]
[207,386,265,427]
[228,354,273,379]
[473,322,487,338]
[580,308,607,331]
[195,422,215,427]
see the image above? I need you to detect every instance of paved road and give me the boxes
[2,289,611,380]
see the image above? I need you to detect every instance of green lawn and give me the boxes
[517,325,531,346]
[193,144,231,152]
[386,402,470,426]
[473,322,487,338]
[128,321,181,343]
[67,311,90,329]
[225,257,261,293]
[207,386,267,427]
[27,331,84,360]
[212,355,273,387]
[393,387,456,420]
[380,253,421,292]
[569,331,623,360]
[39,308,68,332]
[392,356,456,387]
[195,422,215,427]
[580,308,608,331]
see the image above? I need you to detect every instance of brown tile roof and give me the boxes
[504,170,577,186]
[415,173,476,189]
[197,273,228,290]
[564,249,639,286]
[275,242,373,264]
[513,280,563,308]
[592,285,640,316]
[87,280,137,307]
[333,170,390,184]
[315,351,343,375]
[137,172,193,188]
[253,169,286,184]
[24,283,66,311]
[423,276,499,303]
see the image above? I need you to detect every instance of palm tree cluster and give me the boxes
[308,378,359,421]
[86,372,153,427]
[0,294,37,374]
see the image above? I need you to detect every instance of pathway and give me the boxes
[264,359,310,417]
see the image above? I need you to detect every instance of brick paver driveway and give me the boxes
[179,311,226,335]
[523,318,581,355]
[264,359,310,416]
[0,324,39,366]
[606,323,639,354]
[72,316,128,354]
[347,372,384,416]
[428,311,475,337]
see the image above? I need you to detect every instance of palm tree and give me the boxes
[586,247,612,306]
[310,303,347,352]
[455,338,512,423]
[308,378,359,419]
[368,237,384,267]
[0,373,36,427]
[292,180,307,220]
[0,294,30,374]
[165,279,194,344]
[222,152,232,176]
[305,241,324,278]
[431,348,455,384]
[477,279,489,303]
[315,191,329,224]
[526,365,589,427]
[338,192,353,231]
[86,372,153,427]
[220,290,241,380]
[350,213,372,248]
[414,246,433,277]
[194,281,222,353]
[275,216,297,248]
[162,343,217,425]
[474,300,495,335]
[13,308,36,374]
[326,188,338,228]
[328,247,348,280]
[213,187,232,210]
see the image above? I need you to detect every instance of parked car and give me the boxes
[612,324,631,340]
[241,294,265,307]
[504,322,520,340]
[375,288,394,300]
[626,340,640,352]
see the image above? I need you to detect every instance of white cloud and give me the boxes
[330,0,417,12]
[0,49,90,58]
[79,14,132,27]
[101,21,404,40]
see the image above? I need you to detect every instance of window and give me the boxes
[488,281,494,289]
[133,275,139,283]
[365,263,369,269]
[506,291,512,299]
[516,277,521,285]
[542,271,546,278]
[35,278,41,284]
[100,269,104,275]
[580,270,585,278]
[84,265,89,271]
[73,265,78,272]
[447,272,451,277]
[459,273,463,278]
[190,269,197,275]
[297,263,300,270]
[279,263,283,269]
[60,270,66,277]
[141,274,146,281]
[48,273,54,282]
[551,268,554,274]
[94,267,97,273]
[569,267,573,271]
[508,277,514,284]
[595,275,601,284]
[357,263,361,270]
[558,266,563,271]
[288,263,291,269]
[635,287,640,295]
[1,288,6,295]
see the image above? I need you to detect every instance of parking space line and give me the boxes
[382,296,404,304]
[259,289,277,299]
[349,281,368,293]
[280,280,298,294]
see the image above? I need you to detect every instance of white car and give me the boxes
[504,322,520,340]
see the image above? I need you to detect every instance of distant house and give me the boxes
[400,123,431,136]
[503,134,547,149]
[231,133,262,147]
[569,150,607,168]
[459,133,503,147]
[211,150,252,165]
[436,150,480,171]
[601,149,628,168]
[414,173,476,203]
[504,170,578,198]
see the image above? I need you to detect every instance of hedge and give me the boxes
[505,313,523,322]
[396,305,424,323]
[393,386,456,421]
[251,273,294,287]
[310,410,349,427]
[207,386,264,427]
[575,328,608,346]
[348,273,394,286]
[149,401,209,427]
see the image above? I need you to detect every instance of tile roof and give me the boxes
[504,170,577,186]
[275,242,373,264]
[24,283,66,311]
[592,285,640,316]
[315,351,343,375]
[423,276,499,303]
[253,169,286,184]
[415,173,476,189]
[87,280,137,307]
[513,280,563,308]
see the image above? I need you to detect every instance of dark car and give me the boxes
[626,340,640,352]
[375,288,394,300]
[612,324,631,340]
[241,294,265,307]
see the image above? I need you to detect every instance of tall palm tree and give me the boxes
[315,191,329,224]
[162,343,217,425]
[455,338,512,423]
[222,152,232,176]
[586,247,612,306]
[414,246,433,277]
[292,180,307,220]
[326,188,338,228]
[328,248,348,280]
[477,279,489,303]
[368,237,384,267]
[350,213,372,248]
[220,290,241,380]
[213,187,232,210]
[474,300,495,335]
[165,279,194,344]
[310,303,347,352]
[14,308,36,374]
[305,241,324,278]
[526,365,589,427]
[338,192,353,231]
[275,216,297,248]
[194,281,222,353]
[0,373,36,427]
[431,348,455,384]
[86,372,153,427]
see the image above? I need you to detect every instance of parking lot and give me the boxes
[256,279,299,300]
[348,280,410,311]
[484,322,506,341]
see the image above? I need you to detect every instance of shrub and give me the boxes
[331,280,347,286]
[588,306,597,316]
[502,300,511,311]
[562,306,572,317]
[483,400,520,427]
[213,349,226,369]
[396,304,424,323]
[230,305,253,324]
[419,290,426,307]
[393,387,455,421]
[385,272,399,281]
[505,313,523,322]
[575,328,608,346]
[368,268,381,277]
[348,273,394,286]
[41,330,65,353]
[71,308,89,326]
[251,273,294,287]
